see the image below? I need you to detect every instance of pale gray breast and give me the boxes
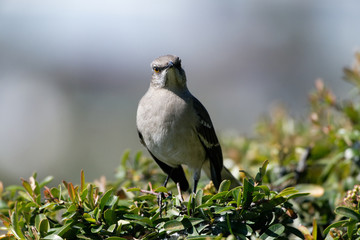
[137,88,206,168]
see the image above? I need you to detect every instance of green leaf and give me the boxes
[164,220,184,231]
[87,184,95,209]
[117,219,130,225]
[312,218,317,240]
[260,197,287,211]
[84,217,97,223]
[276,187,298,198]
[259,223,285,240]
[154,186,167,193]
[252,192,266,202]
[188,218,204,226]
[66,182,76,203]
[99,189,114,211]
[255,160,269,184]
[62,210,77,221]
[260,160,269,177]
[35,214,49,236]
[50,187,60,199]
[237,224,253,237]
[121,150,131,167]
[287,226,306,239]
[39,176,54,188]
[124,214,152,226]
[80,188,88,202]
[323,220,349,235]
[127,187,141,192]
[187,193,195,216]
[104,209,116,225]
[226,214,234,235]
[80,169,85,192]
[214,206,236,214]
[52,221,73,237]
[232,187,242,207]
[335,206,360,221]
[5,185,24,193]
[255,185,270,196]
[107,224,116,233]
[42,234,63,240]
[39,218,50,236]
[33,178,41,197]
[21,179,33,198]
[195,189,203,208]
[91,224,103,233]
[10,203,26,240]
[286,192,310,200]
[218,180,231,192]
[76,235,92,240]
[347,219,357,238]
[196,202,214,209]
[134,151,142,169]
[242,178,254,208]
[94,207,101,221]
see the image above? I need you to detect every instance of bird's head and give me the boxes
[150,55,187,90]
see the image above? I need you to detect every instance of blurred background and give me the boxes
[0,0,359,186]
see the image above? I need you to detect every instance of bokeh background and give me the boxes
[0,1,359,186]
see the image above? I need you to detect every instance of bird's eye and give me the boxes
[153,67,160,73]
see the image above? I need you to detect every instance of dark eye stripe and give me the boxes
[153,66,166,73]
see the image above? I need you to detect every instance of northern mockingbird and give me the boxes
[136,55,239,193]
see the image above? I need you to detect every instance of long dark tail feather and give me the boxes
[210,161,222,190]
[169,166,189,191]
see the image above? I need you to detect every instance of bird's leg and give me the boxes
[192,169,201,193]
[193,179,199,194]
[163,174,170,187]
[158,174,171,217]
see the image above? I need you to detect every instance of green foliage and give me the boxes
[1,52,360,239]
[221,52,360,239]
[0,160,307,239]
[323,185,360,239]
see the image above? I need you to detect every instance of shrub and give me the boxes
[0,160,308,239]
[1,52,360,239]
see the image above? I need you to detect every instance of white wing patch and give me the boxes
[200,119,212,128]
[198,132,220,148]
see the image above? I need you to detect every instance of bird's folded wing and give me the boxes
[192,97,223,188]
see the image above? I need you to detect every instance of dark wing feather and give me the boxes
[192,97,223,189]
[137,130,189,191]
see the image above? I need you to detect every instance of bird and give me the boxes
[136,54,239,193]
